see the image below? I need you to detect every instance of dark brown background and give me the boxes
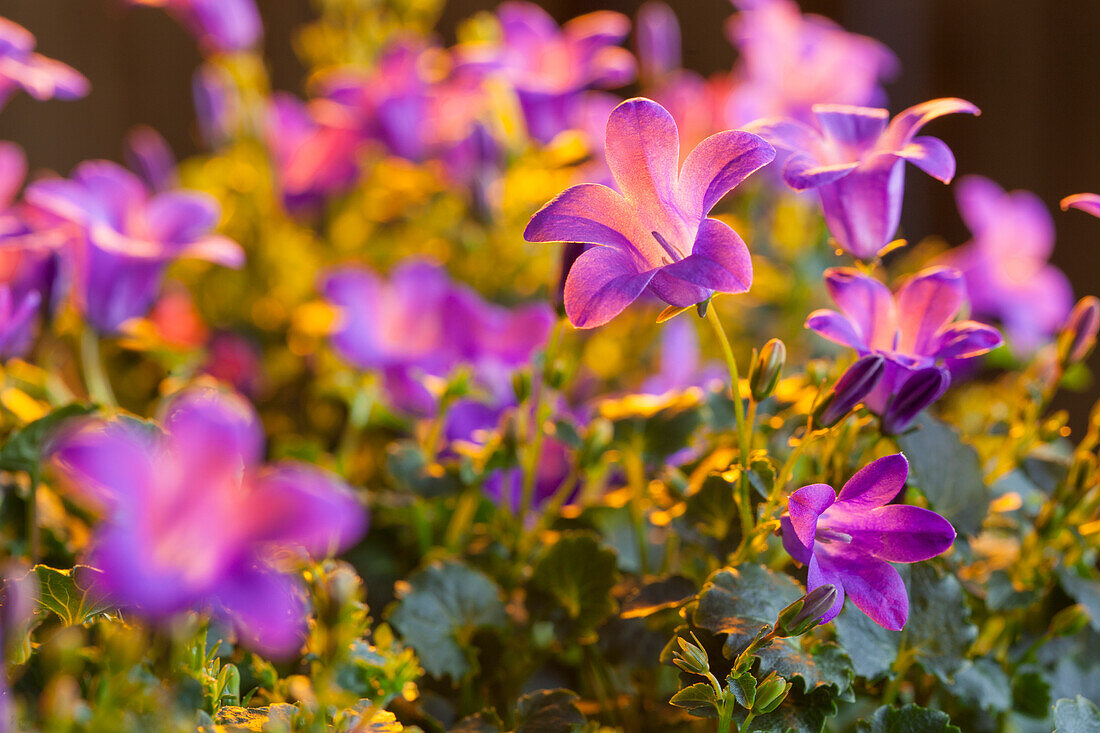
[3,0,1100,416]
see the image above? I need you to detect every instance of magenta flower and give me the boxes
[746,99,979,260]
[25,160,244,334]
[781,453,955,630]
[724,0,896,127]
[805,266,1002,414]
[51,388,366,657]
[939,176,1072,354]
[525,97,774,328]
[123,0,261,53]
[0,16,89,111]
[265,93,360,212]
[1062,193,1100,219]
[454,2,635,143]
[321,259,555,415]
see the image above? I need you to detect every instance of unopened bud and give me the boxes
[512,370,532,404]
[881,366,950,435]
[775,585,838,637]
[750,339,786,402]
[753,673,791,714]
[815,355,885,427]
[1059,296,1100,367]
[1048,604,1090,637]
[671,635,711,676]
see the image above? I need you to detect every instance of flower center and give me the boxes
[815,527,853,545]
[652,231,683,265]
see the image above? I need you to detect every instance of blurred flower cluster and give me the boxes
[2,1,1100,732]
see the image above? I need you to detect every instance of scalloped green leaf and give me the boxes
[897,415,988,536]
[529,532,618,640]
[32,564,114,626]
[855,704,960,732]
[389,561,506,680]
[514,689,585,732]
[669,682,719,718]
[1054,696,1100,732]
[0,403,94,474]
[903,564,978,683]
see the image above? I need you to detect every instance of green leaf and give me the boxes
[951,659,1011,713]
[388,561,506,680]
[1059,566,1100,632]
[902,564,978,683]
[669,682,719,718]
[693,566,852,698]
[528,532,618,640]
[449,711,504,733]
[897,415,989,536]
[619,575,696,619]
[386,440,461,498]
[32,565,114,626]
[0,403,94,474]
[729,671,756,709]
[1054,696,1100,732]
[1012,667,1052,718]
[855,704,960,732]
[693,565,803,637]
[834,605,899,682]
[514,689,585,732]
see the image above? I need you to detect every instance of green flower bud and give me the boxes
[753,673,791,714]
[671,635,711,676]
[1049,604,1090,637]
[775,585,837,637]
[750,339,786,401]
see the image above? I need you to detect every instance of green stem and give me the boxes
[624,447,650,575]
[740,710,756,732]
[718,698,737,733]
[26,468,39,562]
[445,487,481,554]
[706,308,755,549]
[81,328,117,408]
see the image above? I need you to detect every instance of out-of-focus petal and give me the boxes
[50,418,161,511]
[178,235,245,268]
[124,126,178,193]
[894,135,955,183]
[955,175,1006,234]
[162,387,264,471]
[742,117,820,155]
[564,246,656,328]
[783,154,858,190]
[881,97,979,149]
[212,563,306,659]
[813,105,888,148]
[1061,193,1100,219]
[249,463,368,555]
[145,191,219,244]
[636,2,681,81]
[0,141,27,209]
[932,321,1003,360]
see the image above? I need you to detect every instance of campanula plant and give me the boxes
[1,1,1100,732]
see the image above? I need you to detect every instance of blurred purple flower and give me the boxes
[635,2,681,86]
[725,0,896,127]
[123,0,261,53]
[805,266,1002,413]
[880,366,949,435]
[0,16,89,111]
[938,176,1072,355]
[203,331,263,396]
[124,125,179,193]
[781,453,955,630]
[640,316,724,395]
[525,97,774,328]
[454,2,635,143]
[1062,296,1100,366]
[747,99,979,260]
[0,564,37,731]
[26,160,244,334]
[321,259,555,415]
[192,63,240,148]
[51,387,366,658]
[1062,193,1100,219]
[265,92,360,213]
[0,142,60,358]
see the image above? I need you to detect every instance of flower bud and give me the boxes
[512,369,532,404]
[753,673,792,714]
[750,339,786,402]
[881,366,950,435]
[1048,604,1090,637]
[1059,296,1100,367]
[775,585,838,637]
[671,635,711,676]
[814,355,885,427]
[636,2,681,84]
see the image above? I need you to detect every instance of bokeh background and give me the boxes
[4,0,1100,414]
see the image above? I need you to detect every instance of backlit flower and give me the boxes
[805,266,1002,413]
[51,387,366,657]
[0,16,88,111]
[781,453,955,630]
[525,97,774,328]
[746,99,979,260]
[1062,193,1100,219]
[26,161,244,334]
[940,176,1072,354]
[122,0,261,53]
